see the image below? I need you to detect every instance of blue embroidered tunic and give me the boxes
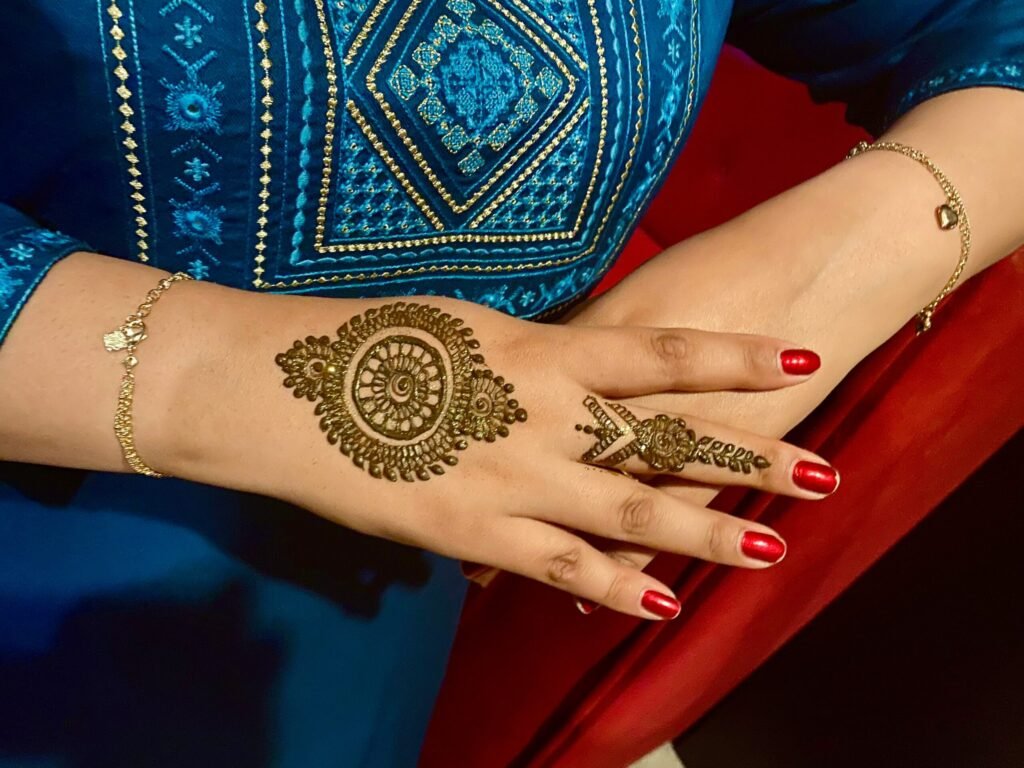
[1,0,1022,765]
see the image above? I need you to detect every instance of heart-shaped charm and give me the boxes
[936,203,958,230]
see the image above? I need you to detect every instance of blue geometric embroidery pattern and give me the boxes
[174,15,204,49]
[484,112,588,231]
[385,0,565,179]
[263,0,694,316]
[0,229,80,313]
[334,0,371,35]
[158,0,226,275]
[330,121,435,246]
[312,0,591,264]
[528,0,584,48]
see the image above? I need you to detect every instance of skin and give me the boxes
[0,87,1020,619]
[0,253,830,621]
[553,86,1024,584]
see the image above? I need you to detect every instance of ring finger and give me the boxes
[571,396,840,498]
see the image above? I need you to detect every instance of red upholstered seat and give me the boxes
[421,47,1024,768]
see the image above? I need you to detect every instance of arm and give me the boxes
[1,246,840,619]
[580,84,1024,422]
[569,85,1024,527]
[576,0,1024,440]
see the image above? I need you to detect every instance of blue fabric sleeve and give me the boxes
[0,203,90,345]
[727,0,1024,135]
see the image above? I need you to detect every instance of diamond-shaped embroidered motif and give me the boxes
[384,0,568,178]
[418,95,445,124]
[389,65,420,101]
[448,0,476,19]
[443,124,471,152]
[458,149,485,175]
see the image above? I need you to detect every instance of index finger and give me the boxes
[543,325,820,397]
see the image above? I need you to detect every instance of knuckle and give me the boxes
[618,489,657,536]
[755,444,787,480]
[743,342,778,380]
[704,517,734,561]
[607,550,646,569]
[602,569,632,606]
[546,546,584,585]
[649,331,691,373]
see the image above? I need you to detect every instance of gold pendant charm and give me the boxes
[103,322,147,352]
[936,203,958,230]
[103,330,130,351]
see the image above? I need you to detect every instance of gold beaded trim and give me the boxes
[467,99,591,228]
[106,1,152,263]
[342,0,393,66]
[314,0,340,252]
[846,139,972,333]
[103,272,195,477]
[346,100,448,231]
[252,0,276,287]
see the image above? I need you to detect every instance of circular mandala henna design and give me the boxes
[275,303,528,481]
[575,396,770,475]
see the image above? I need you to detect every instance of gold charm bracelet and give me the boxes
[103,272,194,477]
[846,140,971,333]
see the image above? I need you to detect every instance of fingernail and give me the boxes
[640,590,681,619]
[741,531,787,564]
[780,349,821,376]
[575,598,598,615]
[792,460,840,495]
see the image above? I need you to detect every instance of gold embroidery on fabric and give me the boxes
[346,100,447,231]
[536,0,701,320]
[466,99,590,228]
[342,0,393,66]
[255,0,699,290]
[467,0,609,230]
[304,0,607,257]
[252,0,276,287]
[106,1,152,263]
[359,0,579,217]
[314,0,340,249]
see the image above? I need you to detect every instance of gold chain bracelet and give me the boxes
[103,272,194,477]
[845,140,971,334]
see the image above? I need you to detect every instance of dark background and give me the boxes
[675,430,1024,768]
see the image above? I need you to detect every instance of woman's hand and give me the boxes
[543,88,1024,604]
[155,290,836,620]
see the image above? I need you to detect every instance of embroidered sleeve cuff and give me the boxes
[0,204,90,344]
[876,60,1024,135]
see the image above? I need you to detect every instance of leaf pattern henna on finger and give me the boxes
[275,302,527,482]
[575,396,770,474]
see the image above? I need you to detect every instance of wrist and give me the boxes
[134,279,272,489]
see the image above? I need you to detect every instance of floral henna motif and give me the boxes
[276,302,527,481]
[575,396,770,474]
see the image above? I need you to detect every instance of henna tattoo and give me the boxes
[575,396,770,474]
[276,302,527,481]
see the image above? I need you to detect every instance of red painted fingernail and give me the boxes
[792,461,840,495]
[640,590,681,619]
[576,598,598,615]
[780,349,821,375]
[741,531,787,564]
